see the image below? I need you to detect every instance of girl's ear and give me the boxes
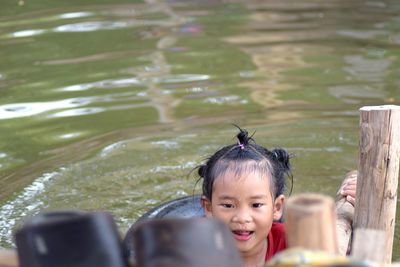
[273,194,285,221]
[201,195,213,218]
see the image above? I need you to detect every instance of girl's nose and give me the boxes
[232,208,251,224]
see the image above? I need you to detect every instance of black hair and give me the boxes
[198,126,292,201]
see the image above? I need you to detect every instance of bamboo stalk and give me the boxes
[285,193,338,253]
[354,105,400,262]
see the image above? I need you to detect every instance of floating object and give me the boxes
[130,217,242,267]
[15,210,128,267]
[123,195,204,261]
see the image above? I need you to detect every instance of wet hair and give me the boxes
[198,126,292,201]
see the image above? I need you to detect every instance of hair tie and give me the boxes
[237,141,245,150]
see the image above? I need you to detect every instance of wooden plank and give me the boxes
[284,193,338,253]
[354,105,400,262]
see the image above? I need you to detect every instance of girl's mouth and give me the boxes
[232,230,253,241]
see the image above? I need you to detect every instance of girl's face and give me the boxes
[202,169,284,259]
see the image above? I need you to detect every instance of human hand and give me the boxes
[337,170,357,206]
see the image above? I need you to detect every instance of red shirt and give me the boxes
[265,222,287,262]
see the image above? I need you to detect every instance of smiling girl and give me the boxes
[198,126,355,267]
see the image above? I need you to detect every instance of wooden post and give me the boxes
[0,249,18,267]
[354,105,400,263]
[285,193,338,253]
[352,228,386,262]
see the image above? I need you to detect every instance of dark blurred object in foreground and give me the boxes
[123,195,204,261]
[15,210,128,267]
[130,217,242,267]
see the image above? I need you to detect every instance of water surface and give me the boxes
[0,0,399,260]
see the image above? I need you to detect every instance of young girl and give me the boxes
[198,127,355,267]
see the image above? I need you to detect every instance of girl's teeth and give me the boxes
[234,231,251,236]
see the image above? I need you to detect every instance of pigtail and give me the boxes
[236,128,249,147]
[271,148,293,196]
[271,148,291,172]
[198,164,207,178]
[234,124,255,151]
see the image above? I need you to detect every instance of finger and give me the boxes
[342,190,356,198]
[346,195,355,206]
[343,178,357,186]
[343,184,357,191]
[340,185,356,196]
[346,180,357,185]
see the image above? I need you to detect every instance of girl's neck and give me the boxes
[241,240,268,267]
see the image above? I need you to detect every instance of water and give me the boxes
[0,0,399,260]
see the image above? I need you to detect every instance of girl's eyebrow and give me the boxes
[218,195,235,200]
[249,194,268,199]
[217,194,268,200]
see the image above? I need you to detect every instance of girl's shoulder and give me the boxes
[266,223,287,261]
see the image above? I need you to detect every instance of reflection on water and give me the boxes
[0,0,399,260]
[54,21,131,32]
[10,29,46,38]
[343,55,390,82]
[58,74,210,92]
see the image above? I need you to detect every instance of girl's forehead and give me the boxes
[212,172,273,200]
[216,162,272,180]
[214,169,271,188]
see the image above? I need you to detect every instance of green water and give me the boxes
[0,0,399,260]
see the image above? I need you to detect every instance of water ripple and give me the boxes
[337,29,388,39]
[59,78,141,91]
[59,74,210,92]
[156,74,210,84]
[0,99,86,120]
[100,140,129,157]
[0,92,144,120]
[150,140,179,149]
[58,12,92,19]
[54,21,129,32]
[343,55,390,82]
[51,107,105,118]
[0,171,60,246]
[6,17,179,39]
[10,29,46,38]
[204,95,248,105]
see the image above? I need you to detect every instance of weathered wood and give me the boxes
[351,228,386,262]
[285,193,338,253]
[0,249,18,267]
[354,105,400,263]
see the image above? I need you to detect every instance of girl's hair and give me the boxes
[198,126,292,200]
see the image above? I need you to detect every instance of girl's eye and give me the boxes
[221,203,234,208]
[252,203,264,208]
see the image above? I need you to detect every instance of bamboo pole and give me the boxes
[354,105,400,263]
[284,193,338,253]
[0,249,18,267]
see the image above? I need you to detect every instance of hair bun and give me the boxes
[271,148,291,171]
[198,165,207,178]
[235,126,250,146]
